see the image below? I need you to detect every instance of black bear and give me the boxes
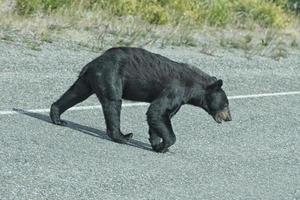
[50,47,231,153]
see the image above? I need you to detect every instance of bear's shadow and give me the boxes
[13,108,153,152]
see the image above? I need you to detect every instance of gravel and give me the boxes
[0,35,299,200]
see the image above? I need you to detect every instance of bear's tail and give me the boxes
[79,64,89,77]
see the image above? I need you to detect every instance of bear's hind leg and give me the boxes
[50,76,93,125]
[97,97,133,144]
[90,67,133,144]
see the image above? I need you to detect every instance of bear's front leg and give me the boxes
[147,117,175,153]
[148,128,164,152]
[146,86,183,153]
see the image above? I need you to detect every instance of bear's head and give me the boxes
[204,79,232,123]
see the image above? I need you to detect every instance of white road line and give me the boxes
[228,91,300,99]
[1,91,300,115]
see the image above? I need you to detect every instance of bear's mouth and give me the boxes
[213,109,232,123]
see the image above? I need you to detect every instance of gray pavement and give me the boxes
[0,39,299,200]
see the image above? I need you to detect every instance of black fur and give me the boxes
[50,47,231,153]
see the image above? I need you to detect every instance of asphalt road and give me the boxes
[0,39,299,200]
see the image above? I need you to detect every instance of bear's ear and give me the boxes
[211,76,218,82]
[207,79,223,91]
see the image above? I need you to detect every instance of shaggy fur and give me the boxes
[50,47,231,153]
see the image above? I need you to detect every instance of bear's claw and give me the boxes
[50,104,67,126]
[110,133,133,144]
[152,142,169,153]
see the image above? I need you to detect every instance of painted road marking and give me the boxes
[1,91,300,115]
[228,91,300,99]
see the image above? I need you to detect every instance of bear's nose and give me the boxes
[225,111,232,121]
